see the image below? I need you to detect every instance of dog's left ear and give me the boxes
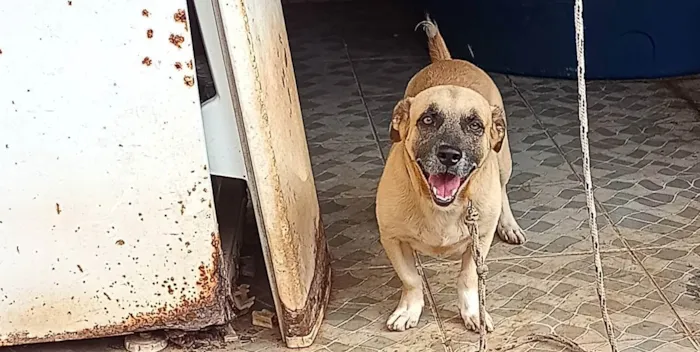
[390,97,413,143]
[490,106,506,152]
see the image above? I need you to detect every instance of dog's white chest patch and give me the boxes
[414,219,472,255]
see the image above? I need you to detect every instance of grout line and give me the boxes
[348,54,427,62]
[307,140,378,147]
[361,93,404,99]
[415,254,454,352]
[508,75,700,350]
[342,39,388,161]
[332,244,687,273]
[342,40,452,348]
[290,54,428,65]
[317,194,376,202]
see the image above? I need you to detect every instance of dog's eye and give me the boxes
[469,121,483,130]
[421,116,434,125]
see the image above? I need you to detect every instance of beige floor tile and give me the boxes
[423,252,691,351]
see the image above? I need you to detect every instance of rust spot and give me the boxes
[168,34,185,48]
[186,60,193,70]
[282,216,331,338]
[174,9,187,24]
[55,203,61,215]
[115,239,125,246]
[77,265,83,273]
[194,233,223,292]
[174,62,183,70]
[142,9,150,17]
[184,75,195,87]
[146,29,154,39]
[167,285,174,295]
[196,264,209,288]
[3,234,226,347]
[142,57,152,66]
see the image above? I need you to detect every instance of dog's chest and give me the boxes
[412,216,473,256]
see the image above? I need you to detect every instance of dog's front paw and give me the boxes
[459,289,494,332]
[460,308,494,333]
[497,220,526,245]
[387,292,424,332]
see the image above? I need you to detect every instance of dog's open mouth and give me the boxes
[424,172,467,206]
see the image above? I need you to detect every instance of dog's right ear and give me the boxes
[490,105,506,153]
[390,98,413,143]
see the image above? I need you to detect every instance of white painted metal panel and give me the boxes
[194,0,247,180]
[0,1,226,346]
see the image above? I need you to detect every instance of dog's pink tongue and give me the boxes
[428,173,461,199]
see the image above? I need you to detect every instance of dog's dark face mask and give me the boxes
[413,105,484,206]
[390,86,506,207]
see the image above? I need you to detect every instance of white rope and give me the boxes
[573,0,619,349]
[466,0,619,350]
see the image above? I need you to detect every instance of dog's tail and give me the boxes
[415,15,451,63]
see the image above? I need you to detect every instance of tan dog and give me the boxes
[376,18,525,333]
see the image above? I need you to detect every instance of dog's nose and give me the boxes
[437,145,462,167]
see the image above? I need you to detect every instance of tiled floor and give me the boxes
[266,1,700,351]
[4,1,700,352]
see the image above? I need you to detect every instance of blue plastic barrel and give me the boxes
[422,0,700,79]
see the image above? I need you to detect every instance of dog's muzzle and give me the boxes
[419,146,477,207]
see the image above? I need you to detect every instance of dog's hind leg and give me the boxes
[497,186,526,244]
[381,237,424,332]
[495,136,526,244]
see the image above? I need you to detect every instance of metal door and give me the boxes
[0,1,229,345]
[212,0,331,347]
